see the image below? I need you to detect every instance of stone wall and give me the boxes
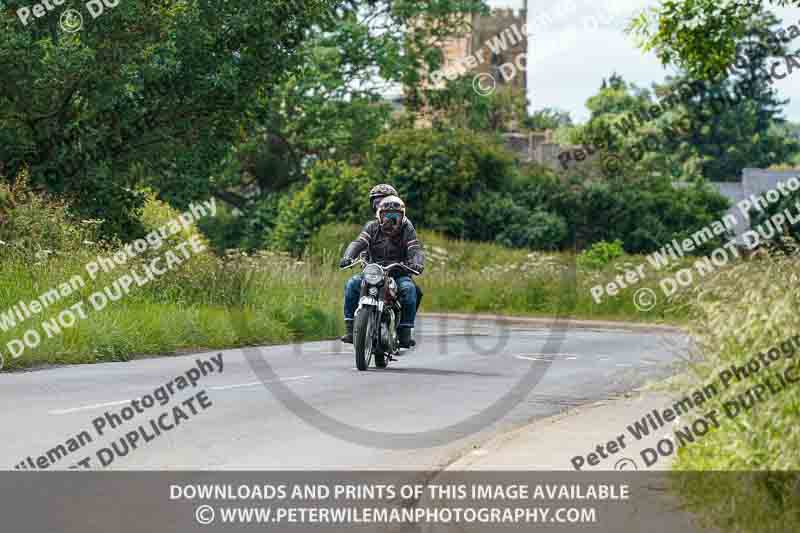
[501,130,601,171]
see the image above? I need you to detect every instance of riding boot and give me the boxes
[398,327,415,348]
[341,321,354,344]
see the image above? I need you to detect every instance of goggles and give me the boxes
[381,212,402,222]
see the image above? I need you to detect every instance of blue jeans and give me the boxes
[344,274,417,328]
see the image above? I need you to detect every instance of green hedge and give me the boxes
[269,160,372,255]
[261,127,730,256]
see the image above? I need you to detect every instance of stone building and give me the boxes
[429,4,528,92]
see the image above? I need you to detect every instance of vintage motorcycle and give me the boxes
[341,256,419,371]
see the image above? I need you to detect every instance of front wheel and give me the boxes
[354,308,376,371]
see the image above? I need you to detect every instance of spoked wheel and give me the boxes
[354,308,375,371]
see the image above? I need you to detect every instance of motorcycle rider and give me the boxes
[367,184,424,309]
[369,183,398,212]
[339,195,424,348]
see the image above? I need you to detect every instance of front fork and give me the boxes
[355,298,400,358]
[355,298,380,348]
[356,283,401,357]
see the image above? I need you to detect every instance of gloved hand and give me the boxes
[406,262,424,274]
[339,257,354,268]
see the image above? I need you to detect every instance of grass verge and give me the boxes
[1,220,696,371]
[668,254,800,532]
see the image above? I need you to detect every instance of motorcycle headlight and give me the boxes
[363,264,383,285]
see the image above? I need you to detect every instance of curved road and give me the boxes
[0,316,686,470]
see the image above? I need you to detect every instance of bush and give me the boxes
[305,223,360,262]
[197,194,283,253]
[265,127,728,256]
[366,127,515,237]
[497,211,569,250]
[511,170,731,254]
[465,191,568,249]
[747,187,800,255]
[270,160,371,255]
[266,127,516,254]
[0,170,104,260]
[577,239,624,270]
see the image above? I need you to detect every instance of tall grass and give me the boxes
[670,253,800,532]
[0,244,343,369]
[310,223,695,322]
[1,210,695,371]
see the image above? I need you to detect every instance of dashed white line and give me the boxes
[50,399,131,415]
[211,375,311,391]
[48,375,312,415]
[514,354,578,362]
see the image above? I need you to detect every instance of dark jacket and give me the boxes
[343,218,424,271]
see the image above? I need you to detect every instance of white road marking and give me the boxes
[49,399,131,415]
[210,375,311,391]
[515,354,578,362]
[49,376,312,415]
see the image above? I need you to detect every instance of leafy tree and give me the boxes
[179,0,489,246]
[673,9,800,179]
[630,0,800,79]
[1,0,489,239]
[475,172,729,254]
[570,74,692,180]
[518,171,731,253]
[773,120,800,165]
[522,107,573,131]
[267,127,516,253]
[270,160,370,255]
[0,0,336,236]
[426,79,528,132]
[239,0,489,179]
[466,191,568,249]
[573,19,800,184]
[366,127,515,237]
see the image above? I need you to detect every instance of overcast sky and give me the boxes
[487,0,800,123]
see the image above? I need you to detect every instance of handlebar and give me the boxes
[382,262,420,276]
[340,257,419,276]
[340,256,366,271]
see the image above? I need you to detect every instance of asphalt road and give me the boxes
[0,316,687,471]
